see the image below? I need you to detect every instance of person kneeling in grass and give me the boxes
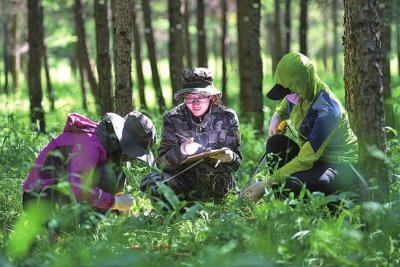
[22,111,156,239]
[243,52,360,202]
[141,67,242,209]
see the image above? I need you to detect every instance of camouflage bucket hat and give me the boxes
[107,111,157,166]
[173,67,222,100]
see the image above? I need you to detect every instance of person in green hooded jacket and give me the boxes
[243,52,359,202]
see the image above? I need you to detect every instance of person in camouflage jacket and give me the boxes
[141,67,242,204]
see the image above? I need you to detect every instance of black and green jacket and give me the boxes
[272,52,358,183]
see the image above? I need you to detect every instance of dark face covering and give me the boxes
[97,120,122,164]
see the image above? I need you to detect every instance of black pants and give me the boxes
[266,134,360,196]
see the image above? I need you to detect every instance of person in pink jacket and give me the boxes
[23,111,156,213]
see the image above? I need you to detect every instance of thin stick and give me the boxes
[238,151,268,200]
[175,132,192,141]
[175,132,206,149]
[161,159,205,184]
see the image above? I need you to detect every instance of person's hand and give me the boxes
[209,148,235,163]
[242,180,269,202]
[111,194,135,212]
[268,113,281,136]
[180,138,202,155]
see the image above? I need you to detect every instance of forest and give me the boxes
[1,0,400,266]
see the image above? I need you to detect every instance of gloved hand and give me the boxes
[242,180,269,202]
[180,138,202,155]
[111,194,135,212]
[209,148,235,163]
[268,113,281,136]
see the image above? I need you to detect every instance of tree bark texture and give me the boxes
[94,0,114,114]
[397,17,400,77]
[322,4,328,72]
[273,0,282,74]
[332,0,338,74]
[299,0,308,56]
[78,53,89,111]
[42,42,54,111]
[74,0,100,113]
[168,0,184,105]
[183,0,193,68]
[265,13,275,75]
[284,0,291,53]
[379,1,397,131]
[2,18,10,95]
[250,0,264,135]
[142,0,165,113]
[220,0,227,104]
[237,0,252,122]
[343,0,388,202]
[11,14,20,93]
[196,0,207,67]
[112,0,134,116]
[27,0,45,132]
[131,0,147,110]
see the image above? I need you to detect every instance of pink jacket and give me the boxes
[23,113,115,209]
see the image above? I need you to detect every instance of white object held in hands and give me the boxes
[180,138,202,155]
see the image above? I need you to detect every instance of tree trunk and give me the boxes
[299,0,308,56]
[220,0,227,104]
[332,0,338,74]
[37,3,54,111]
[141,0,165,113]
[2,18,10,95]
[265,13,274,74]
[42,42,54,111]
[183,0,193,68]
[197,0,207,67]
[27,0,45,132]
[250,0,264,135]
[94,0,114,114]
[111,0,134,116]
[397,17,400,77]
[74,0,100,113]
[343,0,388,203]
[322,4,328,72]
[211,29,218,75]
[237,0,252,122]
[273,0,282,73]
[168,0,184,105]
[284,0,291,53]
[131,0,147,111]
[78,50,89,111]
[11,13,20,93]
[379,1,397,132]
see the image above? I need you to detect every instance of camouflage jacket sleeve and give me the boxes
[157,110,190,170]
[157,104,242,172]
[221,107,242,172]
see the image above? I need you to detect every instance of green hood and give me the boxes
[274,52,328,102]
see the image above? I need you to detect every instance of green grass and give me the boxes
[1,75,400,266]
